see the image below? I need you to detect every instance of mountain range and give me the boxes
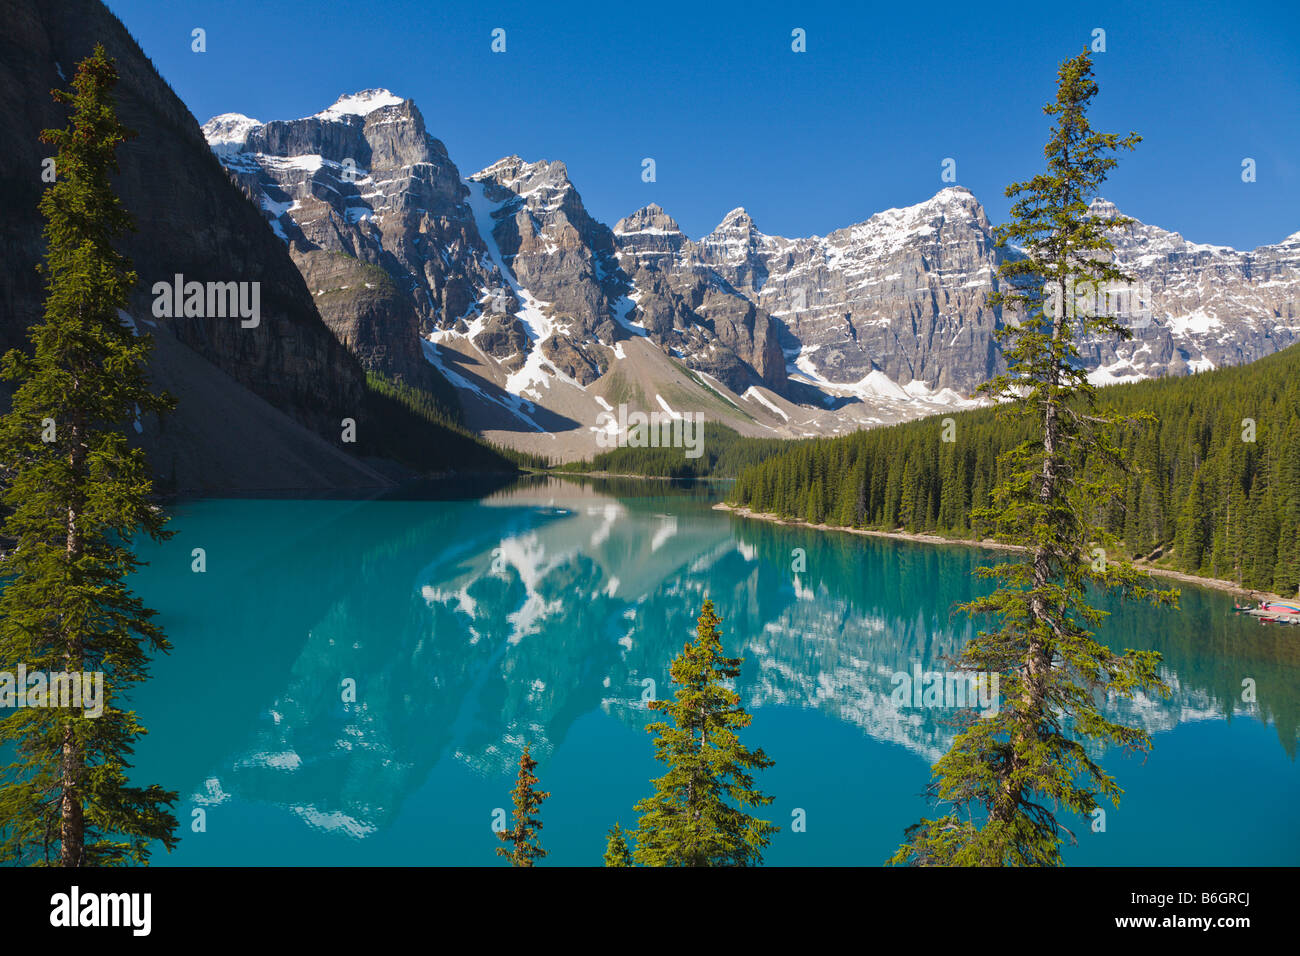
[204,88,1300,461]
[2,0,1295,489]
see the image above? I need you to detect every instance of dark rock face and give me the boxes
[473,312,528,366]
[0,0,372,487]
[292,249,435,388]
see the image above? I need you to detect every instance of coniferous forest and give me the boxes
[729,343,1300,595]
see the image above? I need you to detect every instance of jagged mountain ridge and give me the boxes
[204,89,1300,460]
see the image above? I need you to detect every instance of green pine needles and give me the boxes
[622,598,777,866]
[602,822,633,867]
[496,745,550,866]
[889,50,1179,867]
[0,45,178,866]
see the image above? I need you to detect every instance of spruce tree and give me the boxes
[631,598,777,866]
[889,50,1178,867]
[495,745,549,866]
[603,822,633,866]
[0,45,178,866]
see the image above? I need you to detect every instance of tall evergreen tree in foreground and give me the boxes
[889,50,1178,867]
[630,598,777,866]
[0,45,178,865]
[496,745,549,866]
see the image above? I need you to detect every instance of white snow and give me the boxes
[742,386,790,421]
[315,89,404,120]
[691,370,742,408]
[854,369,913,402]
[201,113,263,156]
[654,394,682,419]
[463,180,586,400]
[785,346,980,412]
[1087,361,1147,386]
[610,289,649,336]
[614,226,680,236]
[1165,310,1222,337]
[420,336,550,434]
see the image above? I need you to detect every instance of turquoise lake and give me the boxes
[126,476,1299,866]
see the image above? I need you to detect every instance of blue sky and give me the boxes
[104,0,1299,249]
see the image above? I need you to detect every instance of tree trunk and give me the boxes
[996,273,1065,835]
[61,412,85,867]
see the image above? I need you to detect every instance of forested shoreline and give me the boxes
[726,344,1300,595]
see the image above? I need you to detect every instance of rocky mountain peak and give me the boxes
[613,203,682,235]
[930,184,977,203]
[713,206,758,234]
[314,88,406,121]
[202,112,263,154]
[1090,196,1121,219]
[472,156,572,194]
[917,185,986,221]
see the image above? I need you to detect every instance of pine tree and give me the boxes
[899,459,918,530]
[805,479,824,525]
[889,49,1177,867]
[0,45,178,866]
[630,599,777,866]
[603,822,633,866]
[495,745,549,866]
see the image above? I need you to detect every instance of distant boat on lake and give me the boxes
[1234,598,1300,625]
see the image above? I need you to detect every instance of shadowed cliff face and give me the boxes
[0,0,382,489]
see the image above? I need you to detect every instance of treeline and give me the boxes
[363,372,548,473]
[729,344,1300,595]
[556,422,796,478]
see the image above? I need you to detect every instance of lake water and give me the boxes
[127,476,1299,865]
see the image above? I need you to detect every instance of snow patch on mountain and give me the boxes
[315,88,405,120]
[201,113,263,156]
[420,336,549,434]
[464,179,583,399]
[743,386,790,421]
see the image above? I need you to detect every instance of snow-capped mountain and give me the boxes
[1082,199,1300,383]
[203,90,1299,460]
[615,187,997,404]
